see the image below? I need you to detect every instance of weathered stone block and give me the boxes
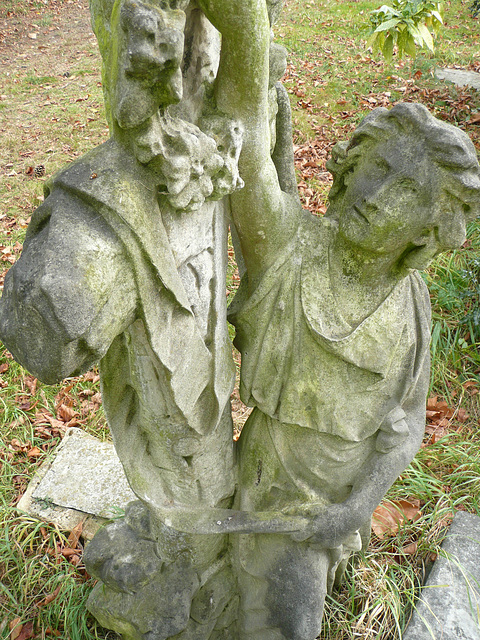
[404,511,480,640]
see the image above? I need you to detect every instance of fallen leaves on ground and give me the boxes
[9,620,34,640]
[44,520,89,576]
[37,585,61,607]
[463,380,479,396]
[372,498,422,539]
[424,395,469,445]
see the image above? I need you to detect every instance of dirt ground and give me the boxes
[0,1,94,74]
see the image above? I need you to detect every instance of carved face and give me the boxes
[338,137,467,266]
[112,0,186,129]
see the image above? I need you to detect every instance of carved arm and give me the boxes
[198,0,298,289]
[288,366,430,547]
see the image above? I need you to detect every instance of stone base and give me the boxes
[435,67,480,91]
[404,511,480,640]
[84,501,237,640]
[17,427,136,539]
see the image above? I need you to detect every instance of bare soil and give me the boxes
[0,1,93,74]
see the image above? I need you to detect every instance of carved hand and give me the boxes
[290,502,363,549]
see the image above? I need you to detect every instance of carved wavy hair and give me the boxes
[326,103,480,222]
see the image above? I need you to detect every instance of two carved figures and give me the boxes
[1,0,480,638]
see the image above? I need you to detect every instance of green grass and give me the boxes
[0,1,41,17]
[24,75,58,86]
[0,511,115,640]
[426,221,480,396]
[0,0,479,638]
[35,15,53,27]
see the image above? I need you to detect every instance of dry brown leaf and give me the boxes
[430,431,448,443]
[67,520,83,549]
[34,426,55,440]
[9,618,21,640]
[91,392,102,405]
[44,414,68,432]
[27,447,43,458]
[16,621,34,640]
[402,541,418,555]
[57,404,77,422]
[24,376,37,396]
[463,381,479,396]
[9,438,27,452]
[437,417,452,428]
[0,362,9,374]
[39,585,61,607]
[372,505,400,538]
[18,400,33,411]
[83,371,100,383]
[54,383,75,409]
[372,499,421,538]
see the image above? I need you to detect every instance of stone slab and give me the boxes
[18,427,137,539]
[436,68,480,91]
[403,511,480,640]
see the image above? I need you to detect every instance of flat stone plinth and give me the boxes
[18,427,136,539]
[404,511,480,640]
[436,68,480,91]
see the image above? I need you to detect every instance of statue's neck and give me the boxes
[327,232,404,327]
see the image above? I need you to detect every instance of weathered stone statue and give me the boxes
[1,0,480,638]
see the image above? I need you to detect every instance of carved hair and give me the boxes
[327,103,480,221]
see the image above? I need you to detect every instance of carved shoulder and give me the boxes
[0,187,137,383]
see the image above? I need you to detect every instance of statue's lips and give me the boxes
[353,205,370,224]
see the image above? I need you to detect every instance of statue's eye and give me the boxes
[373,157,390,174]
[398,178,419,194]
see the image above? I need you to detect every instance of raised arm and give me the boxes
[199,0,299,287]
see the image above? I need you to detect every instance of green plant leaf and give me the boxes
[407,23,423,45]
[374,31,386,53]
[383,33,395,61]
[404,31,417,56]
[431,10,443,23]
[397,26,407,58]
[375,17,401,32]
[366,31,380,50]
[376,4,401,16]
[417,22,435,51]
